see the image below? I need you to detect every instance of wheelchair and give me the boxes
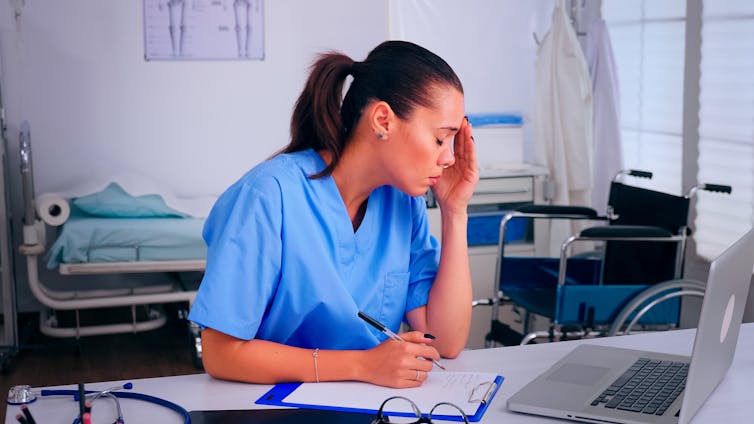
[474,170,731,346]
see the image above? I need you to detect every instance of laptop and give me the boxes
[507,229,754,424]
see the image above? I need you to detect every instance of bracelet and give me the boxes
[312,348,320,383]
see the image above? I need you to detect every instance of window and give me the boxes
[695,1,754,259]
[602,1,687,196]
[603,0,754,261]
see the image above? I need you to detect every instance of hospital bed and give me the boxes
[17,130,206,366]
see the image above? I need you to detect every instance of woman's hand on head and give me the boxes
[431,118,479,215]
[359,331,439,388]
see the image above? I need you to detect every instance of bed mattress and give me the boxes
[46,214,207,269]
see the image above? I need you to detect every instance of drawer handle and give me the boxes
[474,189,531,195]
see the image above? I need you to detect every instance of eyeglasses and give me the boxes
[371,396,470,424]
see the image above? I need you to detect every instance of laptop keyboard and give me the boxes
[590,357,688,416]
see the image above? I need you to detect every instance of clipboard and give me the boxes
[255,373,504,422]
[189,408,374,423]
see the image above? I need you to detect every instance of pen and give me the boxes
[358,310,446,370]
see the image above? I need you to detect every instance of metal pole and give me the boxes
[0,61,19,363]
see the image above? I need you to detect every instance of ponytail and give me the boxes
[284,52,354,178]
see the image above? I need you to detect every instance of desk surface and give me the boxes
[6,323,753,423]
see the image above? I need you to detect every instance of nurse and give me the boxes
[188,40,478,388]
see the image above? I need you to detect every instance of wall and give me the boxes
[1,1,552,312]
[389,0,553,162]
[0,0,390,310]
[0,1,389,198]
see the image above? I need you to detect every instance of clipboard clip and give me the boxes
[468,381,497,405]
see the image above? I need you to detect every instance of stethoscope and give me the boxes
[7,382,191,424]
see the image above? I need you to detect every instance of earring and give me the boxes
[376,133,384,139]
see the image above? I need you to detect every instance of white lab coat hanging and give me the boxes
[584,17,623,214]
[534,0,594,255]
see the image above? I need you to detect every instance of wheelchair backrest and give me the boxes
[607,182,690,232]
[603,182,691,285]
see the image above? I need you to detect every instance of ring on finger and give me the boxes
[415,370,420,381]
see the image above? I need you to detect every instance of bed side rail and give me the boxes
[19,121,35,227]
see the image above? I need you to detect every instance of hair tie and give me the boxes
[350,61,361,77]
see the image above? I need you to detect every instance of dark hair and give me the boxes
[282,40,463,178]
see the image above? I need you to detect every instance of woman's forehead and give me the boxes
[412,87,465,127]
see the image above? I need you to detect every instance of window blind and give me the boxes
[602,1,686,196]
[695,1,754,260]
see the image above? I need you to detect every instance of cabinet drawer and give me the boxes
[469,176,533,205]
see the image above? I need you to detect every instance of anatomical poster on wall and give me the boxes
[144,0,264,60]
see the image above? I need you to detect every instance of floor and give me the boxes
[0,306,202,423]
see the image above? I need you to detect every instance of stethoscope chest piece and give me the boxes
[7,385,37,405]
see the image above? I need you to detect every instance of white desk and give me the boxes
[6,323,753,423]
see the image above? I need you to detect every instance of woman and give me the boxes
[188,40,478,388]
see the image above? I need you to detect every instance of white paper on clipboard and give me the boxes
[283,371,499,415]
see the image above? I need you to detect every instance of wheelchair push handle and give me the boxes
[614,169,653,182]
[627,169,653,179]
[686,183,732,198]
[701,183,732,194]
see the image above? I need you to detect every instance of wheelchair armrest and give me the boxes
[579,225,674,239]
[472,298,503,307]
[557,226,684,287]
[500,206,604,248]
[515,204,600,218]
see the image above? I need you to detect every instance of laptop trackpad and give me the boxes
[547,363,611,386]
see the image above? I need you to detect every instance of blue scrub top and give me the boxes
[188,149,440,350]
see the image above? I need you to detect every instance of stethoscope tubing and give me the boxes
[38,389,191,424]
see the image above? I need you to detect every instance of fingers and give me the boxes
[400,330,435,344]
[452,117,476,170]
[364,332,440,388]
[462,119,474,162]
[400,342,441,379]
[464,121,477,173]
[453,116,469,153]
[390,335,436,377]
[396,369,428,388]
[390,342,438,371]
[399,331,441,361]
[397,364,431,388]
[408,369,429,384]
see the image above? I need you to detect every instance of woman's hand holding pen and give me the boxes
[360,331,440,388]
[431,116,479,215]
